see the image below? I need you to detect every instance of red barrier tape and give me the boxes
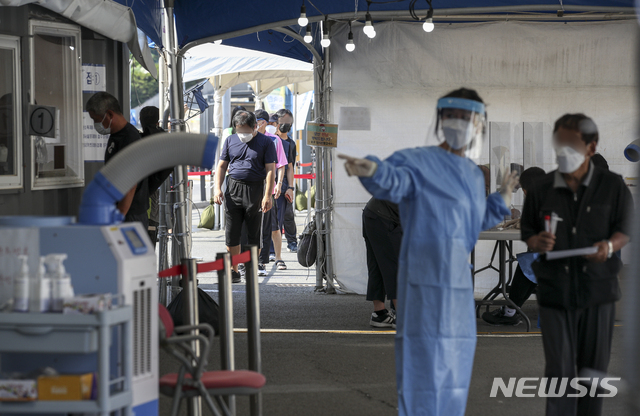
[158,250,252,277]
[197,259,224,274]
[158,265,182,278]
[187,171,212,176]
[294,174,316,180]
[232,251,251,266]
[299,162,313,167]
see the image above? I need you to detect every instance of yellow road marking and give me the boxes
[231,324,622,336]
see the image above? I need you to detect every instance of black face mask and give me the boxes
[279,123,292,134]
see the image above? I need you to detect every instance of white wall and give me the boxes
[329,20,638,296]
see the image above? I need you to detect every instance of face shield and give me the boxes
[426,97,486,160]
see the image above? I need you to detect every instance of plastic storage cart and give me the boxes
[0,306,132,415]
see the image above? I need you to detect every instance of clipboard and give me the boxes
[545,246,598,260]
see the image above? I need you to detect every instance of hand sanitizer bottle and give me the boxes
[13,255,30,312]
[46,254,74,312]
[29,257,51,313]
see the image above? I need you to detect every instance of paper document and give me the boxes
[545,246,598,260]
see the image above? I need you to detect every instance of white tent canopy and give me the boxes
[182,43,314,136]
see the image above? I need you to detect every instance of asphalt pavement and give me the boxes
[157,207,629,416]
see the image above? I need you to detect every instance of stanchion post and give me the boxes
[217,252,236,414]
[200,172,206,201]
[245,246,262,416]
[181,258,202,416]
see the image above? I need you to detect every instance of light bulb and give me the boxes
[346,31,355,52]
[214,39,222,45]
[321,36,331,48]
[298,5,308,27]
[304,24,312,43]
[423,18,434,33]
[363,12,375,37]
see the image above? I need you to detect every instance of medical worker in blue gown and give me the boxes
[338,88,518,416]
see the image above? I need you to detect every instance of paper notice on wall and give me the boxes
[82,112,109,162]
[0,228,39,309]
[81,64,106,92]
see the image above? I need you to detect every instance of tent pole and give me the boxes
[164,2,201,414]
[321,45,335,293]
[157,25,170,305]
[255,80,262,109]
[313,55,325,291]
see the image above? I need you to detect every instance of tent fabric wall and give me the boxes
[330,20,638,295]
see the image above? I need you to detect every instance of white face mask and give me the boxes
[94,113,112,135]
[265,125,277,135]
[441,118,473,150]
[555,145,585,174]
[238,132,254,143]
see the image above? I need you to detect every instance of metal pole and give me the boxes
[312,55,325,291]
[157,17,170,306]
[217,252,236,414]
[182,258,201,416]
[164,2,200,414]
[164,0,191,303]
[323,148,335,293]
[320,44,335,293]
[245,246,262,416]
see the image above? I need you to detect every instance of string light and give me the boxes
[423,8,434,33]
[321,19,331,48]
[298,3,309,27]
[346,23,355,52]
[363,12,376,38]
[304,24,313,43]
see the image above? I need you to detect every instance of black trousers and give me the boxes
[283,196,297,244]
[224,177,264,247]
[539,302,616,416]
[509,265,537,307]
[363,208,401,302]
[259,201,273,264]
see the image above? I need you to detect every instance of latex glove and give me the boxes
[499,171,519,207]
[337,154,378,178]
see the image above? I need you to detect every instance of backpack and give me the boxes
[297,219,318,268]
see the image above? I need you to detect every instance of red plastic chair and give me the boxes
[158,304,266,416]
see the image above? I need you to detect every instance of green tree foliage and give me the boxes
[130,49,160,108]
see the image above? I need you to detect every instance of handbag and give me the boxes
[198,203,215,229]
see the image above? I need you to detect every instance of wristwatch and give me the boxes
[287,186,294,190]
[606,240,614,259]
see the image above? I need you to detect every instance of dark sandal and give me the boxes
[276,260,287,270]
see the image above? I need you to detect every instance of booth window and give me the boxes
[0,35,23,189]
[30,21,84,190]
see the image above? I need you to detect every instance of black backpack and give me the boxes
[297,219,318,268]
[167,286,220,336]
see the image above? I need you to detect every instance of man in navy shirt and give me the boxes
[213,111,277,283]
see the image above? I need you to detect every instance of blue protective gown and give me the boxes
[359,146,509,416]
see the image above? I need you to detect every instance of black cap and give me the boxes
[269,113,279,123]
[254,109,270,122]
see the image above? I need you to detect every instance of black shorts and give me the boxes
[225,177,264,247]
